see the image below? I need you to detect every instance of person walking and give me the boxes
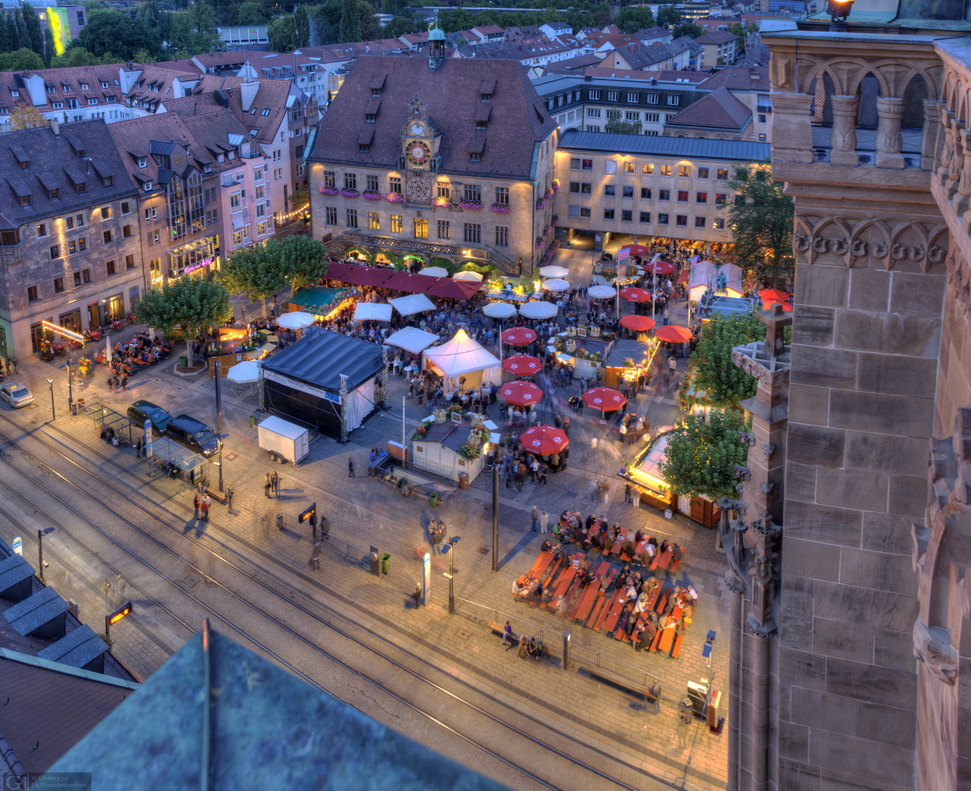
[200,494,210,522]
[348,458,356,478]
[431,521,444,554]
[193,493,201,519]
[271,471,280,497]
[412,583,423,608]
[649,680,662,714]
[225,486,234,513]
[136,438,143,458]
[264,472,273,499]
[531,505,539,532]
[539,510,549,533]
[121,375,128,391]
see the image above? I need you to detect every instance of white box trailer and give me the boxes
[258,415,311,464]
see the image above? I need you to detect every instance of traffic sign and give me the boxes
[12,536,22,555]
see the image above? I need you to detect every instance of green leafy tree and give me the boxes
[726,22,745,52]
[218,244,290,316]
[232,0,271,25]
[294,7,311,48]
[438,8,473,33]
[383,0,408,14]
[0,47,44,71]
[133,277,233,352]
[338,0,360,42]
[51,44,109,68]
[268,15,297,51]
[672,22,703,38]
[727,164,794,283]
[19,1,42,56]
[656,4,680,26]
[280,235,329,292]
[604,116,641,134]
[658,410,750,499]
[593,2,611,27]
[357,0,381,40]
[384,15,417,37]
[8,102,49,130]
[690,313,765,407]
[615,5,654,33]
[78,10,162,59]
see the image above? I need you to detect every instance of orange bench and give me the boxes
[671,632,685,658]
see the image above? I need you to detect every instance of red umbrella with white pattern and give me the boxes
[499,381,544,407]
[502,354,542,377]
[520,425,569,455]
[582,387,627,412]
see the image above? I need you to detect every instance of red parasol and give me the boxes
[763,300,793,313]
[758,288,790,302]
[520,425,569,455]
[642,260,676,275]
[582,387,626,411]
[502,354,542,376]
[498,381,544,407]
[655,325,694,343]
[619,287,652,303]
[618,244,652,259]
[620,314,656,331]
[501,327,538,346]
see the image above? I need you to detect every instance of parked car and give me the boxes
[0,382,34,408]
[127,400,172,435]
[164,414,220,457]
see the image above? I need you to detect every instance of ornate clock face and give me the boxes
[407,140,430,165]
[407,176,430,202]
[410,121,425,136]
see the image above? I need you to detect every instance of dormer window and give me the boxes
[203,164,211,173]
[137,157,147,168]
[19,195,30,207]
[261,109,270,117]
[62,84,71,93]
[371,89,381,97]
[143,181,153,191]
[470,153,481,162]
[10,90,18,98]
[47,86,56,94]
[480,93,492,102]
[250,108,257,115]
[359,144,370,153]
[475,120,487,130]
[103,176,113,187]
[80,82,88,90]
[366,113,376,124]
[100,81,108,89]
[75,182,86,194]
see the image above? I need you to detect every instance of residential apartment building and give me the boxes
[554,130,770,249]
[694,30,740,69]
[533,72,706,136]
[695,66,772,142]
[0,120,142,359]
[309,48,558,274]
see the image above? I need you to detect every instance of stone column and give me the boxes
[947,119,965,199]
[830,94,860,166]
[939,109,957,188]
[957,130,971,221]
[922,99,946,171]
[726,573,745,791]
[875,96,905,169]
[769,92,814,164]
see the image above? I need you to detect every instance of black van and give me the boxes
[164,414,220,457]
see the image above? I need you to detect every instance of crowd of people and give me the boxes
[96,331,174,377]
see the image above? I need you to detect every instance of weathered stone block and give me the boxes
[788,384,831,428]
[788,423,846,468]
[856,353,938,399]
[785,500,862,547]
[781,573,816,649]
[857,702,916,748]
[826,657,917,710]
[786,460,818,502]
[779,719,811,762]
[873,628,918,673]
[835,310,941,358]
[848,269,891,312]
[791,346,858,390]
[887,475,928,518]
[797,263,847,308]
[813,616,875,662]
[819,767,914,791]
[778,757,822,791]
[862,513,920,556]
[829,389,934,439]
[814,580,918,631]
[809,728,915,786]
[789,687,859,735]
[783,538,841,582]
[838,548,917,595]
[816,467,888,513]
[889,272,945,316]
[845,432,928,477]
[792,307,836,346]
[780,648,827,693]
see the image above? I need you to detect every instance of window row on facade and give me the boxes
[569,183,735,204]
[546,89,684,111]
[567,205,726,229]
[321,206,510,246]
[569,158,734,179]
[25,255,138,303]
[323,170,511,204]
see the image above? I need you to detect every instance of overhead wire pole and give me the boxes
[214,360,224,493]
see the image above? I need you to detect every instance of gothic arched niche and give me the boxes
[903,74,929,129]
[896,0,970,22]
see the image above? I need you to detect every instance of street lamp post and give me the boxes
[68,363,75,414]
[46,378,55,422]
[38,527,55,581]
[491,463,499,572]
[445,536,459,614]
[213,360,224,493]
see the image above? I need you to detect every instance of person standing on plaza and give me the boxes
[136,438,143,458]
[271,471,280,497]
[348,457,355,478]
[200,494,210,522]
[226,486,234,513]
[264,471,273,499]
[539,510,549,533]
[193,493,201,519]
[531,505,539,532]
[502,620,513,647]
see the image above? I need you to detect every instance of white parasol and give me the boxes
[419,266,449,278]
[227,360,261,383]
[539,265,569,278]
[453,271,484,281]
[519,301,558,319]
[275,311,316,329]
[482,302,517,319]
[588,285,617,298]
[542,279,570,292]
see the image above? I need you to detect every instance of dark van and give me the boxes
[164,414,220,457]
[127,400,172,435]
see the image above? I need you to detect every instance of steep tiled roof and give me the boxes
[665,85,752,130]
[696,66,769,91]
[695,30,740,44]
[559,128,770,161]
[309,55,554,179]
[0,120,138,230]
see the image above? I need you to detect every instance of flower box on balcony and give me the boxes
[340,188,360,198]
[363,190,382,200]
[490,202,511,213]
[385,192,404,203]
[319,186,339,195]
[459,200,483,210]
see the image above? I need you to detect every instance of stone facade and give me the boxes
[752,19,971,791]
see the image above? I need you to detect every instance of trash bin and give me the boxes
[179,355,188,369]
[458,472,469,490]
[380,552,391,576]
[249,414,257,427]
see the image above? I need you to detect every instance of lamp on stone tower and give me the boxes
[826,0,854,30]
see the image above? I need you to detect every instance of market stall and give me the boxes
[603,339,658,389]
[261,327,385,440]
[423,328,501,390]
[411,412,489,483]
[288,286,353,317]
[385,326,440,355]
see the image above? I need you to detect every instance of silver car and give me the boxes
[0,382,34,408]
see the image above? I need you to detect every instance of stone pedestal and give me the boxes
[770,92,814,164]
[830,95,860,166]
[876,97,906,169]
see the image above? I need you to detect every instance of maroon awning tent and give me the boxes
[425,278,482,300]
[340,266,395,287]
[382,271,443,294]
[323,262,356,280]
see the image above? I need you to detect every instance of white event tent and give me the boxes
[391,293,436,316]
[385,326,440,355]
[423,328,501,390]
[353,302,393,322]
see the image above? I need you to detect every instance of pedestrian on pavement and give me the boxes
[430,521,444,554]
[348,458,356,478]
[121,375,128,390]
[200,494,210,521]
[531,505,539,532]
[271,471,280,497]
[540,510,549,533]
[136,438,143,458]
[649,680,662,714]
[412,583,423,608]
[539,464,548,486]
[225,486,234,512]
[9,357,16,375]
[193,493,201,519]
[264,471,273,499]
[625,481,632,504]
[632,487,641,509]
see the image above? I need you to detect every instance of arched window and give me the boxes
[808,69,834,127]
[856,72,880,130]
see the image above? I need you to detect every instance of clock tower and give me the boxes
[402,96,437,203]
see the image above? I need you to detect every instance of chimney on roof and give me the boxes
[50,118,59,137]
[240,79,259,113]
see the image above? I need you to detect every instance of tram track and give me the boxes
[0,411,698,791]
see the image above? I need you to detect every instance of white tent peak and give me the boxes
[424,328,501,379]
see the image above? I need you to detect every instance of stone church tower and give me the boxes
[734,3,971,790]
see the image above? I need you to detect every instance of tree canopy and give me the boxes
[690,312,765,408]
[78,9,162,60]
[218,235,328,313]
[657,4,681,26]
[383,14,419,37]
[133,277,233,348]
[672,22,703,38]
[727,164,795,284]
[0,47,43,71]
[338,0,361,43]
[8,103,49,130]
[615,5,654,33]
[604,116,642,135]
[657,410,750,500]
